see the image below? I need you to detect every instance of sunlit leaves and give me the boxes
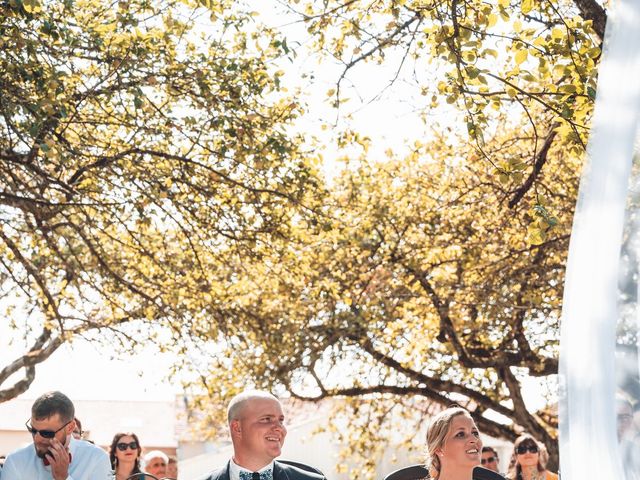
[292,0,603,240]
[183,118,577,477]
[0,0,323,399]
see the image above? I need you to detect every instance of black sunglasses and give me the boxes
[25,419,72,439]
[116,441,139,451]
[516,444,538,454]
[481,456,497,464]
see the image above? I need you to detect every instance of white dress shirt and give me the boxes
[229,458,274,480]
[1,437,111,480]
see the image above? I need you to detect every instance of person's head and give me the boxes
[143,450,169,477]
[426,406,482,479]
[616,396,634,441]
[508,434,545,478]
[481,446,499,472]
[167,455,178,478]
[109,432,143,473]
[227,390,287,471]
[27,391,76,459]
[72,417,83,440]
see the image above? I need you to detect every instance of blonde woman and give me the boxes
[426,406,483,480]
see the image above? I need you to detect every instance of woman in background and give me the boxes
[426,406,483,480]
[109,432,145,480]
[507,434,558,480]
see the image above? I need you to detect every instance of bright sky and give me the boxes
[2,324,180,402]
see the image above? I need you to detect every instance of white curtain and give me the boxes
[559,1,640,479]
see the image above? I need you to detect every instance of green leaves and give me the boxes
[0,0,323,404]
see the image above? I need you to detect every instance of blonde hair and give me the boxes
[426,407,472,479]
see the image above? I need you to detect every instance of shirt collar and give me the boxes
[230,458,275,480]
[68,436,78,452]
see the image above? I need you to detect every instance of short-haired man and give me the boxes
[1,391,111,480]
[201,390,325,480]
[480,446,500,473]
[143,450,169,477]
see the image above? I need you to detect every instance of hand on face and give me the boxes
[30,414,72,460]
[46,437,72,480]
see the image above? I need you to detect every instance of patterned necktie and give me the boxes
[239,469,273,480]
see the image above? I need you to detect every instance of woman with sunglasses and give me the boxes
[507,434,558,480]
[109,432,146,480]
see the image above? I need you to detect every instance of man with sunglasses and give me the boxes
[480,446,500,473]
[1,391,111,480]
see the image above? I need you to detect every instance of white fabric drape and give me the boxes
[559,0,640,479]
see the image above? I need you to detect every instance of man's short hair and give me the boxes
[143,450,169,465]
[31,391,75,423]
[482,446,498,456]
[227,390,279,423]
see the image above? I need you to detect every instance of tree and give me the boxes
[182,118,579,475]
[0,0,323,402]
[169,2,608,474]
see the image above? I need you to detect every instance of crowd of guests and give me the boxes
[0,391,179,480]
[7,389,633,480]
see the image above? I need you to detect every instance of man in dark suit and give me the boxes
[201,390,325,480]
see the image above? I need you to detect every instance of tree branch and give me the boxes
[0,328,64,403]
[574,0,607,41]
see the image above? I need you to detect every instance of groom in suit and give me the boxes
[201,390,325,480]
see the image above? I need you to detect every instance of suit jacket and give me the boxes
[201,460,326,480]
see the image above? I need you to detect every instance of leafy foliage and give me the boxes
[178,1,609,475]
[289,0,604,242]
[1,1,610,477]
[183,123,580,476]
[0,0,322,401]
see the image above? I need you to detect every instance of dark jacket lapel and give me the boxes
[208,460,232,480]
[274,460,290,480]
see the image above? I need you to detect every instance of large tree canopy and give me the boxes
[183,119,578,474]
[0,0,323,401]
[1,0,609,476]
[178,0,608,475]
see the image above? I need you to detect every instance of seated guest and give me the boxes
[72,418,83,440]
[167,455,178,479]
[201,390,325,480]
[1,391,111,480]
[110,432,145,480]
[507,434,557,480]
[481,446,500,473]
[143,450,169,478]
[426,406,482,480]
